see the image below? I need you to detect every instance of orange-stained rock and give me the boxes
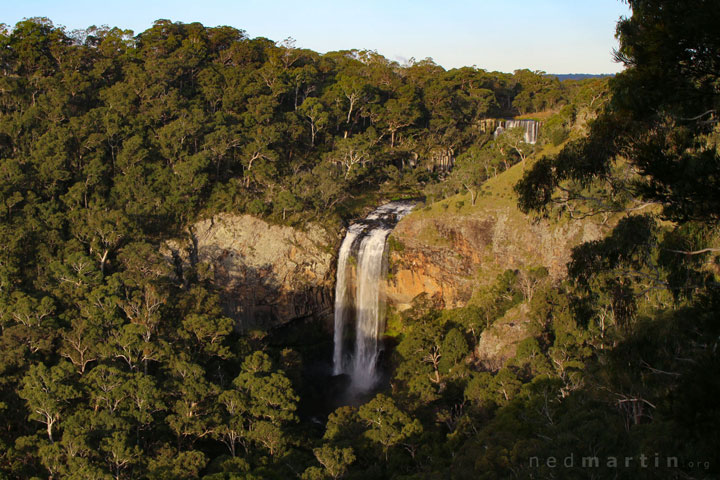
[385,204,610,344]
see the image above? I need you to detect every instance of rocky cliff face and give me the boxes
[385,205,604,311]
[385,215,494,310]
[162,214,335,331]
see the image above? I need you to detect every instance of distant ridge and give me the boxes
[549,73,616,81]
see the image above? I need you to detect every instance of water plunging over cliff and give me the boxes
[493,119,539,144]
[332,201,415,392]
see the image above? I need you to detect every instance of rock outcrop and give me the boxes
[162,214,335,330]
[475,304,535,371]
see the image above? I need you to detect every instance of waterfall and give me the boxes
[493,119,539,144]
[332,201,415,391]
[332,224,363,375]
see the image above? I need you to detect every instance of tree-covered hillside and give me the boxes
[0,0,718,478]
[0,15,604,480]
[0,17,592,232]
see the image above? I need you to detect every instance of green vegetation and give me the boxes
[0,1,718,478]
[386,234,405,253]
[0,15,591,479]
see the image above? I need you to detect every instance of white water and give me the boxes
[332,224,364,375]
[494,119,539,144]
[332,201,414,391]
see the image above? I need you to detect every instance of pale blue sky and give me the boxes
[2,0,630,74]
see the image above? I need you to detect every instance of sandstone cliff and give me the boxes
[385,204,604,311]
[162,214,335,330]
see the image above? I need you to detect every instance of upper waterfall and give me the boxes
[493,119,539,144]
[332,201,415,392]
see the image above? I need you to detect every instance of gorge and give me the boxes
[3,7,715,478]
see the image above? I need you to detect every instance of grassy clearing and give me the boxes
[514,110,559,121]
[409,139,570,223]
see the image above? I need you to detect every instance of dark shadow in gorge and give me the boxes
[267,309,398,427]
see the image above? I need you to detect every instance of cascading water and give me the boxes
[493,119,539,144]
[332,201,415,392]
[332,224,363,375]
